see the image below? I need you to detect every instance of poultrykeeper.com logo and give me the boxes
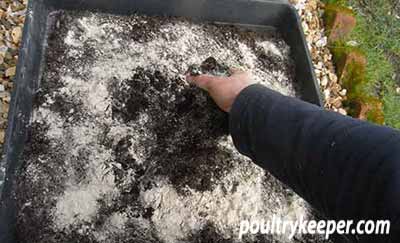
[238,216,391,240]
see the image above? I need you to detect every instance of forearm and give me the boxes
[230,84,400,241]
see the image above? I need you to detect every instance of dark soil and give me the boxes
[187,57,231,76]
[110,66,230,194]
[15,11,232,242]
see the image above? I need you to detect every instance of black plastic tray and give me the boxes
[0,0,322,242]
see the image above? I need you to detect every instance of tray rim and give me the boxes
[0,0,322,242]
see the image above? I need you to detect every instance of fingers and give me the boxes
[229,67,245,75]
[229,68,251,79]
[186,74,227,91]
[185,68,253,113]
[186,68,251,92]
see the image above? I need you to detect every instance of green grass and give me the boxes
[322,0,400,128]
[384,88,400,127]
[323,0,347,6]
[351,16,394,93]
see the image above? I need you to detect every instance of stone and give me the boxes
[339,89,347,96]
[0,130,4,144]
[336,50,366,89]
[0,91,10,98]
[288,1,346,113]
[328,71,338,82]
[331,83,342,92]
[315,37,327,47]
[3,95,10,103]
[11,26,22,44]
[5,66,16,77]
[0,9,5,19]
[351,97,384,124]
[0,45,7,57]
[324,4,356,42]
[0,0,27,146]
[321,76,328,86]
[1,102,9,114]
[323,89,331,99]
[332,97,342,108]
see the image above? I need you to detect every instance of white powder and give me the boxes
[108,212,128,230]
[77,17,108,42]
[256,41,287,59]
[106,113,153,166]
[63,13,296,97]
[60,75,111,117]
[33,107,64,140]
[33,95,119,231]
[54,182,114,229]
[93,212,129,242]
[51,126,118,230]
[64,30,81,47]
[238,42,258,70]
[141,137,308,243]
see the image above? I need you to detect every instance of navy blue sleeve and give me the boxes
[229,84,400,242]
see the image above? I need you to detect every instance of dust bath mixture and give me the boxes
[15,11,328,243]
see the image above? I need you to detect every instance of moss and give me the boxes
[323,4,355,38]
[332,46,385,125]
[323,5,337,30]
[342,60,365,88]
[345,96,385,125]
[365,97,385,125]
[322,0,347,6]
[323,0,400,129]
[321,0,400,127]
[347,6,399,128]
[330,45,366,96]
[324,4,354,16]
[329,42,349,67]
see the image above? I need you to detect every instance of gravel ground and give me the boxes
[0,0,27,151]
[290,0,347,113]
[0,1,344,158]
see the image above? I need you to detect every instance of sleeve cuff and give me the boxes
[229,84,265,158]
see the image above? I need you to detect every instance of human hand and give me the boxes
[186,69,255,112]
